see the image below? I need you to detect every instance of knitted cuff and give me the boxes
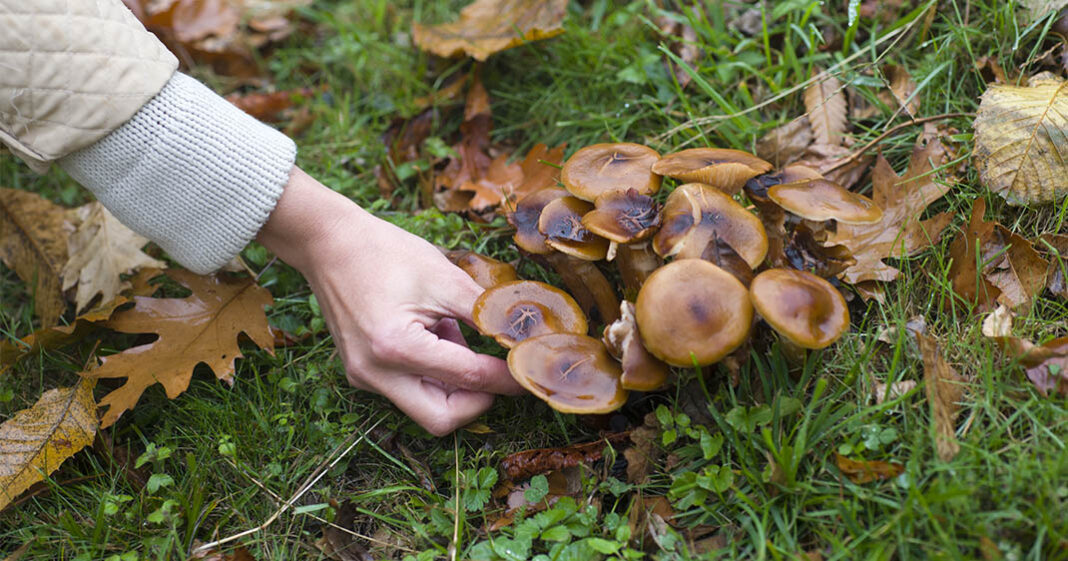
[58,72,296,274]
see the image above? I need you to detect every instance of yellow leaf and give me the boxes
[0,189,71,327]
[413,0,569,61]
[973,78,1068,205]
[0,378,98,511]
[803,70,848,146]
[61,203,165,314]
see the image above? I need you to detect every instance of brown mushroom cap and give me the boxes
[446,250,518,289]
[749,268,849,349]
[581,189,661,243]
[507,333,627,414]
[560,143,661,201]
[538,196,610,260]
[603,301,670,391]
[651,148,773,195]
[635,259,753,366]
[473,280,588,348]
[768,178,882,224]
[509,187,569,255]
[744,164,824,202]
[653,183,768,267]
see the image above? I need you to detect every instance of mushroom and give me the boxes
[538,196,610,260]
[743,165,824,269]
[743,164,824,203]
[507,333,628,414]
[651,148,773,195]
[445,249,518,289]
[560,143,661,202]
[582,189,663,294]
[700,234,754,287]
[473,280,587,348]
[509,187,569,255]
[635,259,753,366]
[748,268,849,350]
[767,178,883,225]
[652,183,768,267]
[603,301,670,391]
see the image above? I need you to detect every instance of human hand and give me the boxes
[257,167,524,435]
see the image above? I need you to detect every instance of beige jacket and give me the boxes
[0,0,178,172]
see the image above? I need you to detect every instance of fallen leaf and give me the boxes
[86,270,274,427]
[974,56,1010,85]
[2,540,32,561]
[1037,233,1068,298]
[797,143,872,191]
[657,15,700,89]
[755,117,812,168]
[947,199,1049,311]
[0,189,71,326]
[225,87,316,122]
[0,378,97,511]
[872,380,917,404]
[318,501,373,561]
[973,76,1068,205]
[507,143,567,205]
[834,453,904,484]
[880,64,919,118]
[61,203,165,314]
[1010,338,1068,397]
[189,545,258,561]
[1,269,160,373]
[412,0,569,61]
[804,70,848,146]
[1019,0,1068,19]
[377,108,437,203]
[624,425,661,485]
[499,432,629,481]
[915,333,966,461]
[822,133,953,284]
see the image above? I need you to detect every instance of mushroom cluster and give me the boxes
[457,142,880,414]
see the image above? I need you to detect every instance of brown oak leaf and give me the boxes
[834,453,904,484]
[86,270,274,428]
[915,332,966,461]
[822,134,954,284]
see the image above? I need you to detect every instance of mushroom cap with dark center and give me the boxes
[635,259,753,366]
[652,183,768,267]
[603,301,670,391]
[749,268,849,349]
[507,333,627,414]
[446,250,518,289]
[582,189,661,243]
[538,196,610,260]
[473,280,588,348]
[768,178,883,224]
[651,148,773,195]
[744,164,824,202]
[560,143,662,201]
[509,187,569,255]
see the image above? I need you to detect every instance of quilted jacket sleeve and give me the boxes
[0,0,178,172]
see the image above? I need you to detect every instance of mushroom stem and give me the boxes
[544,252,621,327]
[616,242,661,298]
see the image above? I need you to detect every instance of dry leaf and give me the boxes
[973,77,1068,205]
[947,199,1048,311]
[872,380,917,404]
[225,87,316,122]
[508,143,567,204]
[499,432,629,481]
[755,118,812,168]
[87,270,274,427]
[0,189,70,326]
[2,541,32,561]
[61,203,165,314]
[804,70,848,146]
[0,378,97,511]
[1037,233,1068,298]
[881,64,919,118]
[1,269,160,373]
[823,134,953,284]
[915,333,966,461]
[624,425,661,485]
[189,546,258,561]
[797,143,873,191]
[834,453,904,484]
[412,0,568,61]
[318,501,373,561]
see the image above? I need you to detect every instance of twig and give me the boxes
[821,112,972,173]
[449,434,461,561]
[191,416,384,555]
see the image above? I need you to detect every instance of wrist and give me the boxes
[256,166,368,274]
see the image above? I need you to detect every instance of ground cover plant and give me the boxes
[2,0,1068,559]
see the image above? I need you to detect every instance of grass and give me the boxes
[2,0,1068,559]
